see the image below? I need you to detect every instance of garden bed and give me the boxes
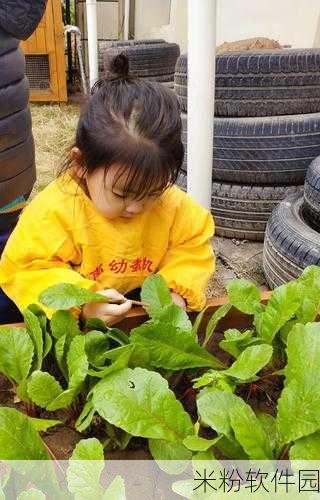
[1,269,319,466]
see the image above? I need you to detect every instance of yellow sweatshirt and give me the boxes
[0,175,215,316]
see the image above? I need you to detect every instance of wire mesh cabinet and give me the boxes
[21,0,67,102]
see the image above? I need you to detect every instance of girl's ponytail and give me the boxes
[91,53,131,94]
[110,53,130,79]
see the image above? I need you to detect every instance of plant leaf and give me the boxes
[256,413,278,456]
[296,265,320,322]
[0,328,34,383]
[203,304,232,347]
[102,476,126,500]
[91,367,194,441]
[23,309,44,371]
[183,435,220,452]
[47,389,76,411]
[277,322,320,443]
[219,329,255,358]
[215,436,248,460]
[141,274,172,318]
[72,437,104,460]
[225,344,273,381]
[55,334,68,380]
[254,281,302,344]
[130,323,224,370]
[27,371,63,409]
[192,306,209,337]
[197,389,272,459]
[39,283,107,310]
[0,408,49,459]
[290,431,320,460]
[51,310,81,339]
[28,305,52,360]
[29,418,62,432]
[148,439,191,474]
[192,370,235,392]
[156,304,193,331]
[88,345,133,379]
[67,335,88,390]
[17,489,46,500]
[227,279,262,315]
[75,400,95,433]
[67,438,104,500]
[85,331,110,367]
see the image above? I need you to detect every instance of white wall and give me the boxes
[134,0,320,52]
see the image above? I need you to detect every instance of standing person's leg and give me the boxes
[0,210,23,325]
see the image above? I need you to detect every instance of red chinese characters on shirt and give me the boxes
[89,263,104,280]
[108,257,154,274]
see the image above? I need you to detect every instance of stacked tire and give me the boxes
[176,49,320,241]
[263,157,320,288]
[101,39,180,86]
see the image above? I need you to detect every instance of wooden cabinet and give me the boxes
[21,0,67,102]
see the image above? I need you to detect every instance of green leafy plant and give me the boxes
[0,267,319,463]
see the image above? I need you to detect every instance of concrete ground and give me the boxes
[207,237,267,297]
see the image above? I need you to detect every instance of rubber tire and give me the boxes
[181,112,320,185]
[263,194,320,288]
[176,170,303,241]
[103,43,180,77]
[303,156,320,230]
[175,50,320,117]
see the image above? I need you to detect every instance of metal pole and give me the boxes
[124,0,130,40]
[187,0,216,209]
[86,0,98,88]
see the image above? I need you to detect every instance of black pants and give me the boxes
[0,287,142,325]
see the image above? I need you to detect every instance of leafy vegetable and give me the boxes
[219,329,256,358]
[0,328,33,383]
[67,438,104,500]
[91,368,194,441]
[130,323,224,370]
[141,274,172,318]
[197,389,272,459]
[23,309,44,370]
[224,344,273,381]
[277,322,320,443]
[0,408,49,460]
[227,279,262,315]
[39,283,107,310]
[27,371,63,408]
[203,303,232,347]
[254,281,302,344]
[290,431,320,460]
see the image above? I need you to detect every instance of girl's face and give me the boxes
[82,165,162,220]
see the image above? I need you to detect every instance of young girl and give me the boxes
[0,54,215,325]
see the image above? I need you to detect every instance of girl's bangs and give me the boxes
[110,148,180,200]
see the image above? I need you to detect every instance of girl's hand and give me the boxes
[81,289,132,325]
[171,292,187,310]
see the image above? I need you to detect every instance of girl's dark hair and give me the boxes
[60,53,184,199]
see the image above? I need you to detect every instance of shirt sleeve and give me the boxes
[0,201,97,318]
[158,191,215,311]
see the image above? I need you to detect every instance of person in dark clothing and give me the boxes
[0,0,48,323]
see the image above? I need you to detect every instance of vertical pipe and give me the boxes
[187,0,217,209]
[66,0,72,84]
[124,0,131,40]
[86,0,98,88]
